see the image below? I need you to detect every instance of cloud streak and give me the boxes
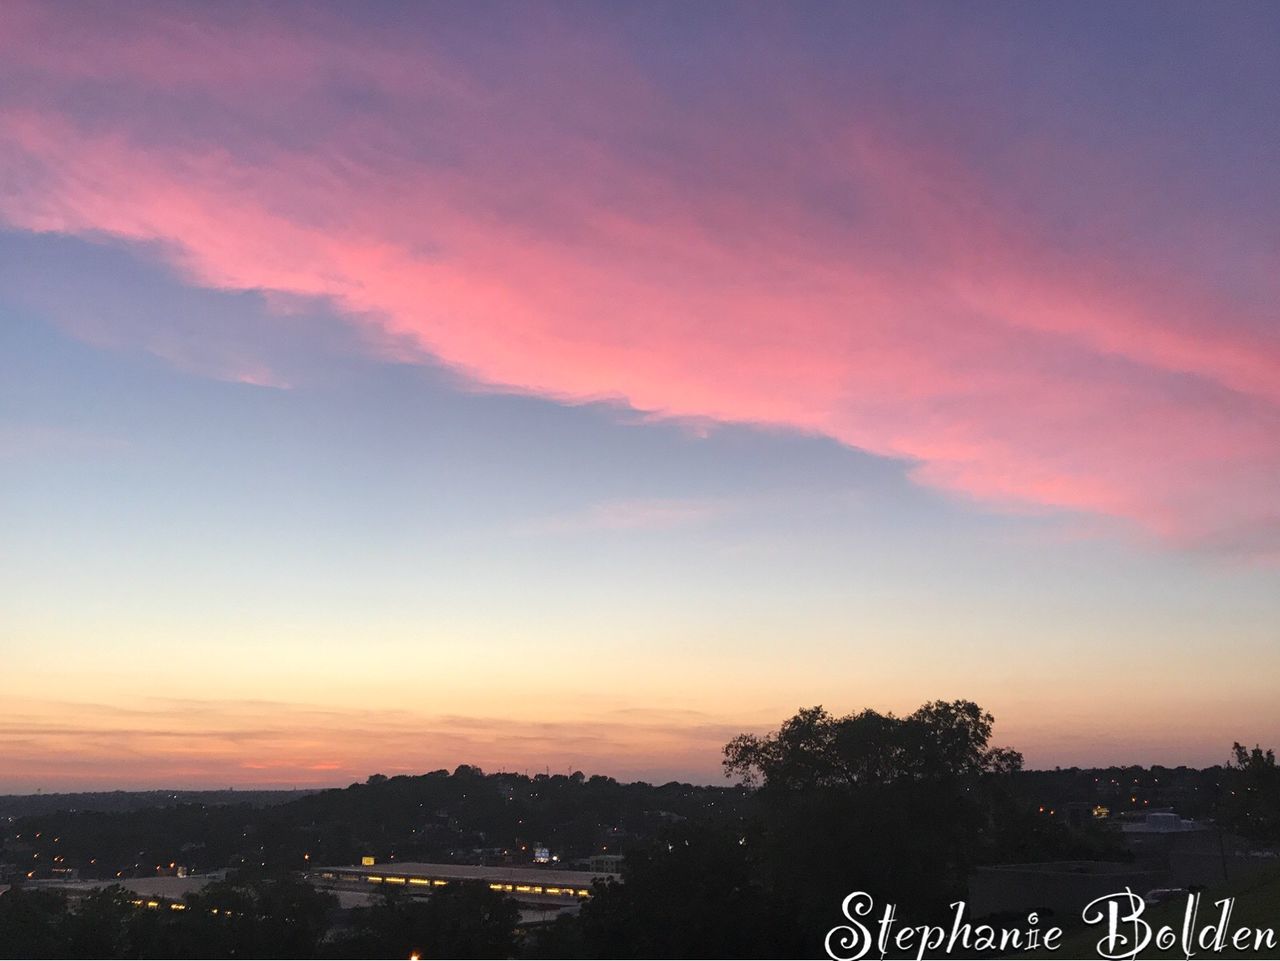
[0,697,750,790]
[1,3,1277,551]
[516,497,737,536]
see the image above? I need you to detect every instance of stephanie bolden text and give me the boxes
[824,889,1279,960]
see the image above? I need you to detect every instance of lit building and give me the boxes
[588,853,624,874]
[309,861,616,907]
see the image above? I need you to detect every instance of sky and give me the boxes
[1,1,1278,791]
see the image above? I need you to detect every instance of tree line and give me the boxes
[2,699,1276,958]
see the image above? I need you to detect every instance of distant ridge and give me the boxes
[0,789,317,819]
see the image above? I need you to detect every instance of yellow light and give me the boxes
[367,875,383,883]
[489,883,503,891]
[384,876,406,884]
[146,901,159,909]
[576,889,589,897]
[408,878,429,886]
[432,880,447,887]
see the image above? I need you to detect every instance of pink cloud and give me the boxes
[1,4,1277,551]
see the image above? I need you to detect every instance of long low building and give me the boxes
[310,861,617,904]
[24,874,224,912]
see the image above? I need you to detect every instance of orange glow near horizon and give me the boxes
[1,684,1272,792]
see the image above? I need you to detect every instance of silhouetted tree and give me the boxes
[0,887,72,959]
[63,886,135,958]
[723,700,1021,789]
[573,821,803,959]
[332,881,518,959]
[1221,743,1280,847]
[722,700,1024,950]
[173,872,337,958]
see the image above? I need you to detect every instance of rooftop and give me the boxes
[315,861,615,888]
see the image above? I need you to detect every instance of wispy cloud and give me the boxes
[0,696,750,790]
[0,425,127,460]
[0,4,1277,552]
[516,497,737,536]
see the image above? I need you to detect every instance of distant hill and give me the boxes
[1,770,744,881]
[0,789,316,819]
